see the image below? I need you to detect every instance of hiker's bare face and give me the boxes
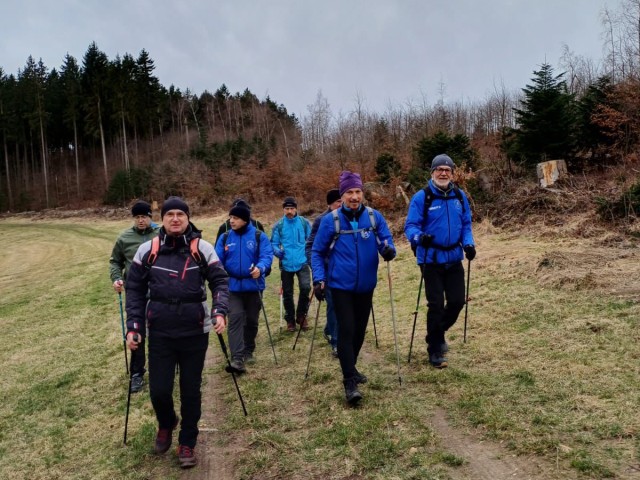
[134,215,151,231]
[431,166,452,189]
[342,188,363,210]
[162,210,188,236]
[283,207,297,219]
[229,215,247,230]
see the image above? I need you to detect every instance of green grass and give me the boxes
[0,217,639,479]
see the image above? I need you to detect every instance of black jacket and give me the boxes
[126,224,229,338]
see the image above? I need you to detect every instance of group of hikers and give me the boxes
[108,153,476,468]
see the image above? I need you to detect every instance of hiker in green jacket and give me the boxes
[109,200,160,392]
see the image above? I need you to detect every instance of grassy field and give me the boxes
[0,215,639,479]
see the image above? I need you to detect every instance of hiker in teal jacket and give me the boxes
[270,196,312,332]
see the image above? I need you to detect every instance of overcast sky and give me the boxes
[2,0,612,119]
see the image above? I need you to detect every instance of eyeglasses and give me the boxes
[434,167,452,174]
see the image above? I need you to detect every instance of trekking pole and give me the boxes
[216,331,248,416]
[385,261,402,385]
[463,259,471,343]
[123,333,139,445]
[370,305,379,348]
[304,300,323,379]
[251,267,278,365]
[118,293,129,375]
[407,274,424,364]
[292,289,315,351]
[279,284,284,333]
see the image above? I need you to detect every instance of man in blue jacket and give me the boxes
[125,197,229,468]
[271,196,312,332]
[404,154,476,369]
[215,202,273,373]
[312,171,396,405]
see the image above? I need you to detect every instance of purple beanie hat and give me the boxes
[339,171,363,196]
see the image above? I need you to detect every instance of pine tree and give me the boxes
[510,63,578,166]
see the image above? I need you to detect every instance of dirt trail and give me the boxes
[431,408,575,480]
[181,344,237,480]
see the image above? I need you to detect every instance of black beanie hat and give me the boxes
[229,204,251,224]
[282,196,297,208]
[326,189,341,205]
[161,196,190,218]
[231,198,252,211]
[131,200,152,217]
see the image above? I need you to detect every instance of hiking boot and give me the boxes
[244,352,256,365]
[354,369,368,384]
[331,346,338,358]
[130,374,145,393]
[429,352,448,369]
[177,445,197,468]
[343,378,363,405]
[287,322,296,332]
[154,416,179,454]
[225,359,246,374]
[297,314,309,331]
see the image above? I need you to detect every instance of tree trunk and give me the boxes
[39,117,49,208]
[98,99,109,186]
[73,117,80,197]
[121,104,129,171]
[3,137,12,210]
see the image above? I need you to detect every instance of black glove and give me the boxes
[464,245,476,261]
[313,282,325,301]
[419,234,433,248]
[381,245,396,261]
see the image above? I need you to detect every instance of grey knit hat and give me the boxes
[431,154,455,172]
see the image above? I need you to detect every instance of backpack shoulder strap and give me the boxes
[189,237,209,278]
[328,209,341,251]
[145,236,161,269]
[366,207,381,246]
[276,218,284,239]
[300,216,311,236]
[189,237,203,264]
[422,187,435,226]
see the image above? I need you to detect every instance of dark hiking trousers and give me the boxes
[421,262,466,352]
[130,337,146,377]
[331,288,374,380]
[228,291,261,361]
[148,333,209,448]
[281,264,311,323]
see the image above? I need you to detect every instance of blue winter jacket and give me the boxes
[270,215,311,272]
[311,204,394,293]
[215,224,274,292]
[125,224,229,339]
[404,180,474,265]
